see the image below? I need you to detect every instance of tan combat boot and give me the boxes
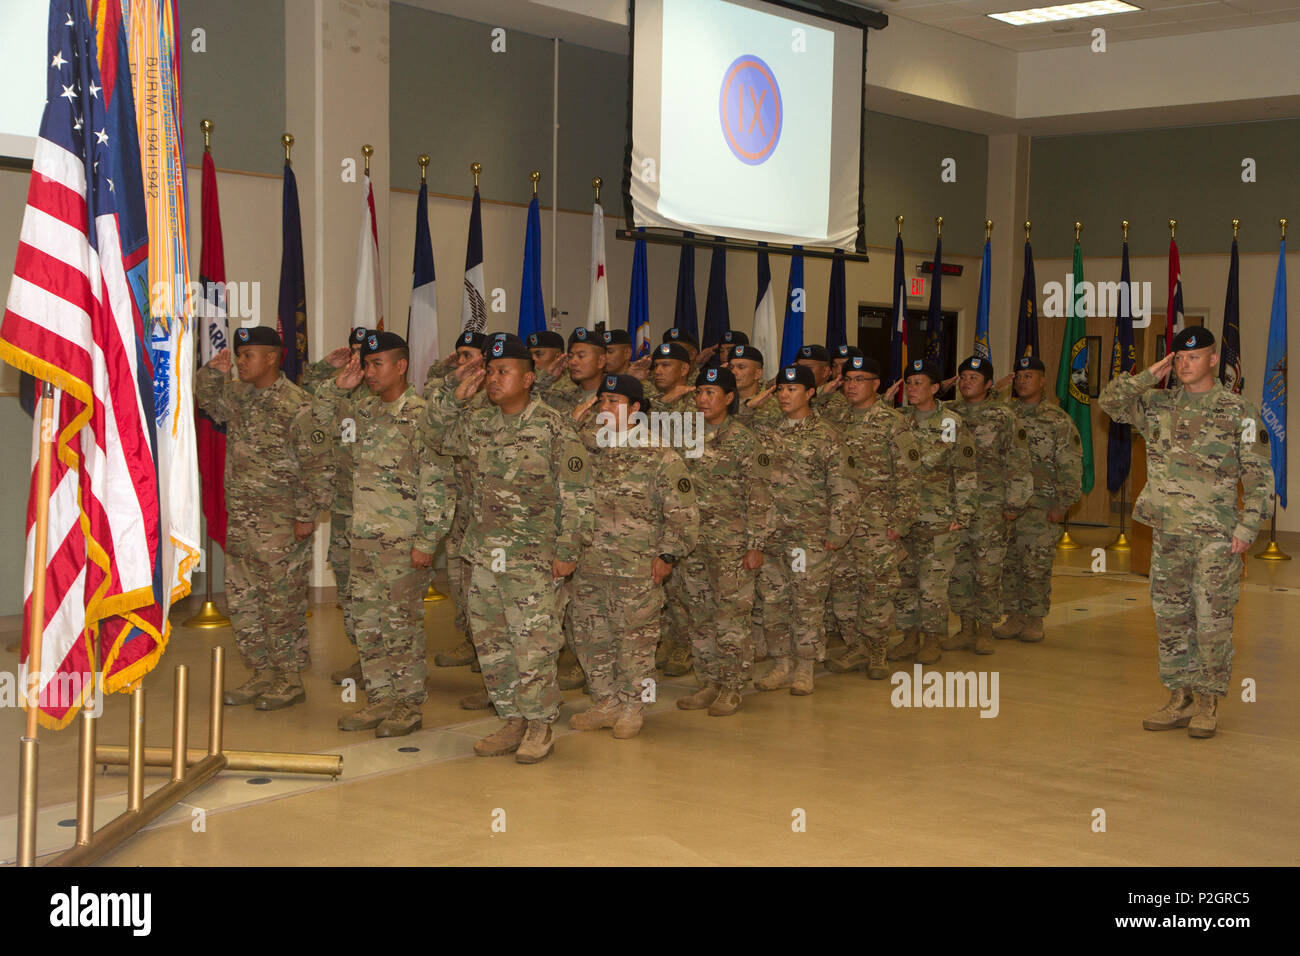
[916,633,942,665]
[569,696,621,731]
[866,641,889,680]
[458,688,494,710]
[655,639,671,669]
[754,657,796,691]
[664,642,693,677]
[677,681,722,710]
[223,667,275,706]
[708,687,743,716]
[434,638,476,667]
[1142,687,1194,731]
[254,670,306,710]
[557,658,587,691]
[329,659,362,685]
[973,624,995,656]
[1019,617,1045,643]
[338,698,394,731]
[827,644,870,673]
[515,720,555,763]
[992,614,1024,640]
[790,659,815,696]
[375,701,423,738]
[888,630,920,660]
[1187,693,1219,739]
[612,701,645,739]
[474,717,528,756]
[942,618,976,651]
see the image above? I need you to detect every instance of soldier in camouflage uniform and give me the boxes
[943,356,1033,654]
[1099,328,1271,739]
[603,328,634,375]
[195,327,334,710]
[729,345,781,436]
[317,332,455,736]
[993,355,1083,644]
[797,344,850,425]
[718,329,748,366]
[753,365,858,695]
[430,335,594,763]
[567,374,699,737]
[301,326,369,684]
[673,366,772,715]
[826,356,919,679]
[889,358,978,666]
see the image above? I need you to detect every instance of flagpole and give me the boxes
[421,150,450,604]
[17,382,56,866]
[1058,220,1085,550]
[1255,496,1291,561]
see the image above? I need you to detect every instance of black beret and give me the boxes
[349,326,371,346]
[232,326,281,352]
[525,330,564,351]
[844,355,882,376]
[457,331,486,350]
[362,330,406,356]
[721,330,749,346]
[834,345,864,361]
[696,365,737,391]
[778,365,816,389]
[729,344,764,366]
[905,358,943,383]
[602,329,632,346]
[484,334,532,363]
[653,342,692,364]
[958,355,993,380]
[797,344,831,363]
[596,373,647,407]
[568,326,600,348]
[1015,355,1046,372]
[663,328,699,349]
[1171,326,1214,352]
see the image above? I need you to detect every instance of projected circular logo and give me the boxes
[719,54,782,166]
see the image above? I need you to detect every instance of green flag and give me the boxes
[1057,240,1095,494]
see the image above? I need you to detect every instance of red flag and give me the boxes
[197,150,229,547]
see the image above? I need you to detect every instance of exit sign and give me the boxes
[910,276,926,297]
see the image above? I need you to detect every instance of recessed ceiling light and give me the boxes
[989,2,1141,27]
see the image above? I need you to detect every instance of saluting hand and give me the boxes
[455,366,486,401]
[325,345,352,369]
[820,372,843,395]
[546,352,568,378]
[453,352,485,382]
[627,356,652,381]
[662,384,693,404]
[1148,352,1175,382]
[883,379,902,403]
[941,375,958,391]
[208,348,232,375]
[696,344,719,366]
[747,384,776,408]
[573,394,599,421]
[994,373,1013,394]
[335,354,364,390]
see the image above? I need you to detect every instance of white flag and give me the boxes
[353,173,384,330]
[751,252,779,381]
[586,202,609,330]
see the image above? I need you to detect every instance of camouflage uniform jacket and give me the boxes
[302,359,363,515]
[194,367,335,529]
[315,382,455,553]
[903,405,978,531]
[944,395,1034,514]
[812,388,851,427]
[736,393,783,435]
[839,400,921,534]
[685,416,774,553]
[1099,368,1271,541]
[764,413,858,547]
[1006,397,1084,514]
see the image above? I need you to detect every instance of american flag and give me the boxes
[0,0,162,729]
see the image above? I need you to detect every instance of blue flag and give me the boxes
[924,236,944,371]
[673,235,698,340]
[888,233,907,392]
[973,239,991,361]
[277,162,307,384]
[701,243,729,351]
[1106,239,1137,494]
[826,250,847,356]
[1014,239,1039,360]
[518,194,546,338]
[1262,239,1287,508]
[780,249,805,368]
[628,233,650,359]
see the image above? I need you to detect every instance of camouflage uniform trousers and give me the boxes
[830,528,899,649]
[949,512,1010,625]
[759,537,833,661]
[661,567,690,651]
[225,528,312,673]
[1150,530,1240,697]
[466,560,567,723]
[348,540,432,706]
[447,504,471,636]
[680,548,757,689]
[895,527,957,635]
[571,574,665,704]
[329,512,354,644]
[1001,507,1060,619]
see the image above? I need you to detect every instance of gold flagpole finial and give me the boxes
[418,154,429,184]
[935,216,943,238]
[471,162,482,189]
[200,118,212,151]
[1168,219,1176,239]
[1232,218,1240,239]
[593,177,602,202]
[362,144,373,176]
[1281,218,1288,240]
[1122,219,1129,241]
[1074,221,1082,241]
[282,133,294,164]
[1024,219,1032,240]
[896,215,903,236]
[530,170,541,196]
[984,219,993,240]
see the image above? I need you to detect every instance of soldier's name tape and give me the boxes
[890,664,999,718]
[594,409,707,459]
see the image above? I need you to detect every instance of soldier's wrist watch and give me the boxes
[658,553,677,565]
